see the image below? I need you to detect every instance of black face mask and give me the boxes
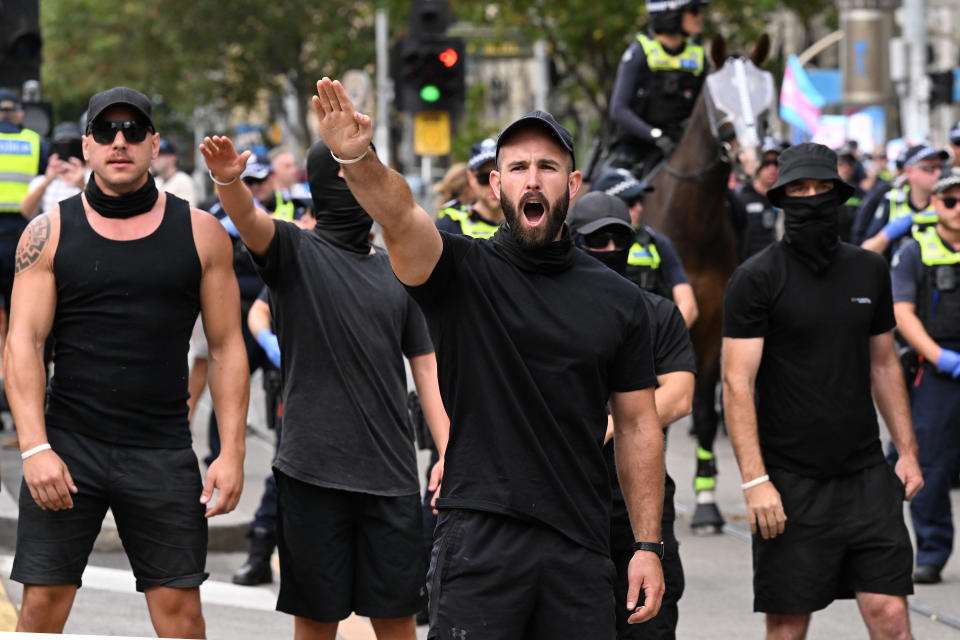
[582,247,629,275]
[84,173,159,219]
[780,190,841,273]
[306,141,373,254]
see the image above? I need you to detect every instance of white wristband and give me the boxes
[741,474,770,490]
[208,169,239,187]
[21,443,52,460]
[330,148,369,165]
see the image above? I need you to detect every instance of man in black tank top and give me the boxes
[2,87,249,637]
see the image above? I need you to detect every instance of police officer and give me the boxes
[835,141,866,243]
[240,155,299,222]
[730,137,782,260]
[436,138,503,239]
[609,0,709,177]
[861,142,948,258]
[593,168,698,327]
[0,88,47,335]
[890,168,960,585]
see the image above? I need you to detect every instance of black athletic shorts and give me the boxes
[427,508,616,640]
[753,462,913,614]
[12,427,209,592]
[275,471,425,622]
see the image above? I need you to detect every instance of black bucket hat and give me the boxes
[766,142,855,207]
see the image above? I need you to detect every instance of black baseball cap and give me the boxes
[901,142,949,169]
[495,110,575,168]
[767,142,855,207]
[567,191,634,237]
[157,138,176,155]
[86,86,155,132]
[0,88,20,111]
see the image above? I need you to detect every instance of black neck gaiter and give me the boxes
[84,174,159,219]
[492,223,577,274]
[307,141,373,254]
[780,190,841,274]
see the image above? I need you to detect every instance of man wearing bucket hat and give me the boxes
[861,142,948,258]
[435,137,502,239]
[890,168,960,585]
[569,191,696,639]
[722,142,923,638]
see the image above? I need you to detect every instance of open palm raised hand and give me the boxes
[199,136,251,183]
[313,77,373,162]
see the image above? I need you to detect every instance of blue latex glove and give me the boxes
[936,349,960,379]
[881,215,913,242]
[257,329,281,368]
[220,215,240,238]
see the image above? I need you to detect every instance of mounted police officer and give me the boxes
[608,0,709,178]
[890,168,960,586]
[593,168,698,327]
[861,142,948,259]
[435,138,503,239]
[0,88,47,335]
[731,137,782,261]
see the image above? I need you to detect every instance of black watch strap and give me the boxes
[632,541,664,559]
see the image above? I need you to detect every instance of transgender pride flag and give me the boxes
[780,55,826,135]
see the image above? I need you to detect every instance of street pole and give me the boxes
[375,8,392,168]
[903,0,929,140]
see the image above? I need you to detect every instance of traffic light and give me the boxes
[929,70,955,106]
[393,36,465,115]
[0,0,42,91]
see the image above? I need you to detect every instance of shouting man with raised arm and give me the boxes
[312,78,665,639]
[4,86,247,638]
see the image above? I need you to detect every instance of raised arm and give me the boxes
[192,211,248,516]
[4,211,78,510]
[609,386,665,625]
[199,136,276,257]
[313,78,442,286]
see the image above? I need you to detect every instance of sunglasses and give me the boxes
[88,119,153,145]
[474,171,492,186]
[913,164,942,174]
[578,229,633,250]
[940,196,960,210]
[242,176,268,186]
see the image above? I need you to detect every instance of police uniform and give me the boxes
[436,204,499,239]
[862,184,937,251]
[731,183,778,260]
[891,225,960,579]
[0,121,43,312]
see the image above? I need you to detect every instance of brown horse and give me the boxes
[643,34,772,532]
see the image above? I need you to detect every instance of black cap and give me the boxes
[932,168,960,195]
[468,138,497,171]
[766,142,855,207]
[567,192,634,237]
[592,169,654,201]
[0,88,20,111]
[52,121,82,141]
[86,86,155,132]
[495,110,575,168]
[836,141,857,161]
[157,138,176,155]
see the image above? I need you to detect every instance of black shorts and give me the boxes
[427,509,616,640]
[12,427,208,592]
[275,471,424,622]
[753,463,913,614]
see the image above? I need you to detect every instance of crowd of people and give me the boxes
[0,3,957,638]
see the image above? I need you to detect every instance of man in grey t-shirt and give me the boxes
[201,135,449,640]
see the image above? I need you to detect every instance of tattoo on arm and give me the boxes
[15,215,50,274]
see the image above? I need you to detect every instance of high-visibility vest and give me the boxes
[625,226,671,298]
[271,192,295,221]
[440,205,498,239]
[0,128,41,212]
[632,34,705,131]
[914,226,960,343]
[885,186,937,240]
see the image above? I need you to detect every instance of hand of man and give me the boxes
[201,452,243,517]
[744,480,787,539]
[625,550,664,624]
[23,449,78,510]
[655,136,677,158]
[936,348,960,379]
[62,157,86,189]
[895,454,924,501]
[199,136,251,184]
[43,154,62,182]
[881,214,913,243]
[312,77,373,163]
[427,457,444,515]
[257,328,281,369]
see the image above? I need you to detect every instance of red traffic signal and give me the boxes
[438,48,458,68]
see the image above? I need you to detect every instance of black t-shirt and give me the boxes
[722,242,894,478]
[254,220,434,495]
[407,232,657,554]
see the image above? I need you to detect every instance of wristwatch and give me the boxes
[632,541,664,559]
[649,128,663,140]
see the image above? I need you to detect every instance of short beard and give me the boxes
[500,189,569,249]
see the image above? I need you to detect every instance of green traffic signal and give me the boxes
[420,85,441,103]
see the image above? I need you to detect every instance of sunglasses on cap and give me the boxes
[88,119,153,145]
[940,196,960,210]
[578,229,633,250]
[474,170,492,186]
